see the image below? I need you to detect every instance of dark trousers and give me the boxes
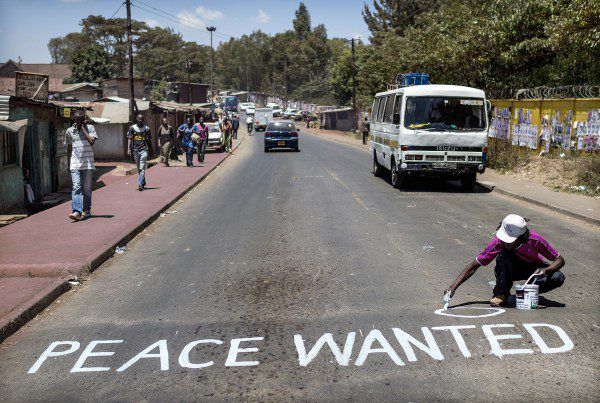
[362,131,369,145]
[493,250,565,296]
[184,145,194,166]
[233,128,238,139]
[197,139,206,163]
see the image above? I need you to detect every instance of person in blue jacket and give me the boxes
[178,117,196,167]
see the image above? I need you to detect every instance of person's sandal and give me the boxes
[490,295,508,307]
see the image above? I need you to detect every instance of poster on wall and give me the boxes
[489,107,510,140]
[511,108,538,149]
[545,110,573,151]
[575,109,600,152]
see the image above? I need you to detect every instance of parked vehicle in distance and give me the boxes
[283,108,300,118]
[264,121,299,152]
[254,108,274,131]
[206,123,225,152]
[246,107,256,116]
[268,104,283,117]
[239,102,256,112]
[370,75,489,191]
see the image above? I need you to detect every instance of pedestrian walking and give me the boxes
[361,116,370,145]
[158,117,174,167]
[178,117,196,167]
[232,114,240,139]
[127,114,152,192]
[445,214,566,307]
[194,119,209,164]
[222,118,233,153]
[67,109,98,221]
[306,113,310,129]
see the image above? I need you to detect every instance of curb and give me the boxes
[86,137,245,275]
[478,181,600,227]
[0,279,69,343]
[0,135,245,343]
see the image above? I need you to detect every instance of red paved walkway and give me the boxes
[0,145,237,278]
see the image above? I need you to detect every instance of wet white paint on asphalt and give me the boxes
[27,321,573,374]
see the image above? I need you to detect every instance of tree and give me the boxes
[48,33,88,64]
[362,0,439,43]
[293,2,312,40]
[150,80,168,102]
[65,44,114,83]
[546,0,600,84]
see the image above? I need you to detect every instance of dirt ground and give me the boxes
[499,154,600,197]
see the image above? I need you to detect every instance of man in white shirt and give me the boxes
[66,109,98,221]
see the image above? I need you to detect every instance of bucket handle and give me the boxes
[525,269,543,286]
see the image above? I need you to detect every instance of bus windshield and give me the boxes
[404,97,485,131]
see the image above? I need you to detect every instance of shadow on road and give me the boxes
[376,174,491,194]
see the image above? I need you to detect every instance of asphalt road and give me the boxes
[1,123,599,401]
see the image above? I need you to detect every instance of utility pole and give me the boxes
[126,0,135,126]
[206,26,216,103]
[186,59,192,105]
[351,38,357,133]
[283,60,288,109]
[245,64,249,93]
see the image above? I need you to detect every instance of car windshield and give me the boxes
[208,125,220,132]
[404,97,485,131]
[267,122,295,131]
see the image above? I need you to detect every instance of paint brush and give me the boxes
[443,290,452,310]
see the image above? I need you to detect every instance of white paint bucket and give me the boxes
[516,271,540,310]
[516,284,539,309]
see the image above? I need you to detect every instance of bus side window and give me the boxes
[393,95,402,125]
[383,95,394,123]
[372,98,380,123]
[377,97,387,123]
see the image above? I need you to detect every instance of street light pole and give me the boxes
[351,38,357,133]
[206,26,216,103]
[125,0,135,126]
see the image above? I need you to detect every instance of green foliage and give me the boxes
[50,1,599,107]
[362,0,440,43]
[65,43,114,83]
[293,2,312,40]
[150,80,168,102]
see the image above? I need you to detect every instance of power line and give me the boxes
[109,1,125,19]
[133,0,233,40]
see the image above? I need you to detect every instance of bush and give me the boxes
[576,153,600,195]
[486,138,530,172]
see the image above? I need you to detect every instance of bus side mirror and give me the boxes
[393,113,400,125]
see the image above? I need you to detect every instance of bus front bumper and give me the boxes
[400,162,485,176]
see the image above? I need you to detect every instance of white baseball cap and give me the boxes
[496,214,527,243]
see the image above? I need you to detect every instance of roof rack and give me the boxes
[387,73,430,90]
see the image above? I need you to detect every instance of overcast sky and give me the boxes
[0,0,370,63]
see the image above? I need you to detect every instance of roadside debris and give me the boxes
[67,278,82,286]
[115,245,128,254]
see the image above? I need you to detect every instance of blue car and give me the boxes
[264,121,299,152]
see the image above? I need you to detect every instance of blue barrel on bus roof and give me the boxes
[395,73,430,87]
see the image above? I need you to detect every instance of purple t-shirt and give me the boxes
[476,230,560,266]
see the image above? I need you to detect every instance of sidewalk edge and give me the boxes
[0,279,69,343]
[87,136,245,274]
[0,135,245,343]
[478,181,599,226]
